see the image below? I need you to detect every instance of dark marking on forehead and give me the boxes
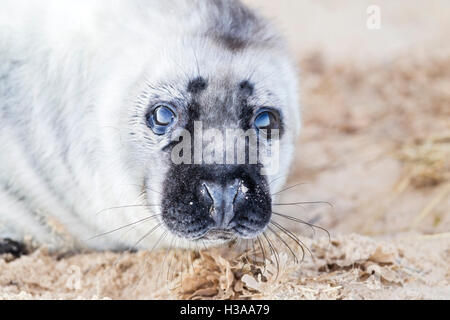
[206,0,281,54]
[187,77,208,94]
[210,0,259,52]
[219,34,248,51]
[239,80,254,96]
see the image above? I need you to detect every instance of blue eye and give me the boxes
[254,109,279,131]
[147,104,177,135]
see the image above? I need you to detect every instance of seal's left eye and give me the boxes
[254,109,280,131]
[147,104,177,135]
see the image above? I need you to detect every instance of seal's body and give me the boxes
[0,0,300,251]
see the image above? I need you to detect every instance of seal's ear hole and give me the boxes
[146,103,178,135]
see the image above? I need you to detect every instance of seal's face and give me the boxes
[128,50,299,246]
[152,77,280,242]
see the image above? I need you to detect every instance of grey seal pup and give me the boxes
[0,0,300,252]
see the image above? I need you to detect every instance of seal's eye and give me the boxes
[147,104,177,135]
[253,109,280,131]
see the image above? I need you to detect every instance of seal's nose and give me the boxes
[200,179,241,229]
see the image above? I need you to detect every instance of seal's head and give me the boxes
[115,0,300,246]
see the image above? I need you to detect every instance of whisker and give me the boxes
[137,189,147,200]
[87,214,160,241]
[272,211,331,241]
[183,245,193,283]
[256,235,267,274]
[132,229,170,292]
[145,185,165,196]
[110,222,163,271]
[271,220,316,262]
[267,225,299,264]
[270,220,305,262]
[130,223,164,252]
[273,211,316,237]
[159,236,175,288]
[166,238,178,289]
[151,230,169,252]
[251,238,258,265]
[178,249,186,290]
[95,204,161,216]
[262,232,280,280]
[271,182,307,196]
[171,240,185,291]
[200,239,208,251]
[268,175,284,186]
[240,239,250,273]
[273,201,333,208]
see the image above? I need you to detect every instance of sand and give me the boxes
[1,1,449,300]
[0,233,449,300]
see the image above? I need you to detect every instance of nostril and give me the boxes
[201,179,242,228]
[200,183,219,223]
[201,183,214,203]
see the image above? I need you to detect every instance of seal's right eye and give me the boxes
[146,104,177,135]
[253,108,280,131]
